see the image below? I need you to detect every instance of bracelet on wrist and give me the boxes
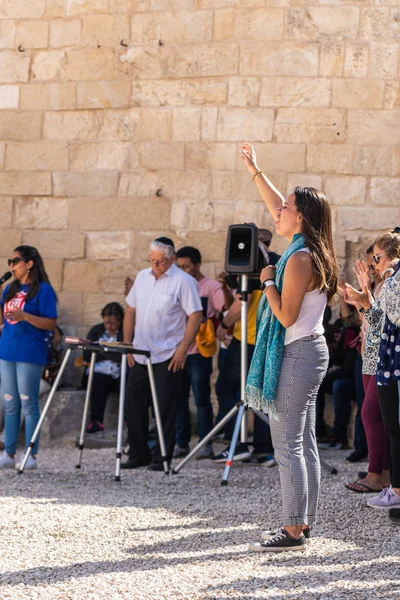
[252,169,264,181]
[261,279,276,292]
[220,321,229,330]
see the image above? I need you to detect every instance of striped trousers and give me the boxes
[269,335,329,526]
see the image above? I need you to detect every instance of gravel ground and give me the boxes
[0,444,399,600]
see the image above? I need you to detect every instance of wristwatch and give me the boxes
[261,279,276,292]
[220,321,229,330]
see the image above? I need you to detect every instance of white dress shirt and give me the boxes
[126,263,202,364]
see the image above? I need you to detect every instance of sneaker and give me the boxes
[367,486,400,509]
[319,437,348,450]
[241,451,277,467]
[389,508,400,526]
[195,444,214,460]
[173,445,190,458]
[16,455,37,470]
[210,443,251,464]
[249,529,306,553]
[86,421,104,434]
[0,451,15,469]
[346,449,368,463]
[262,526,311,541]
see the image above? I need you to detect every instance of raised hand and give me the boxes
[240,142,258,174]
[353,259,371,292]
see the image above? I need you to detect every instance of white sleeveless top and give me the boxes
[284,248,327,346]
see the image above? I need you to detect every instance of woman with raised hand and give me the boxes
[240,143,338,553]
[0,245,57,470]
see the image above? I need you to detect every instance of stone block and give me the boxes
[49,19,82,47]
[45,258,63,292]
[68,197,170,230]
[360,8,389,41]
[77,81,130,109]
[229,77,260,107]
[286,174,322,195]
[368,43,399,79]
[131,80,186,107]
[14,197,68,229]
[186,232,226,262]
[53,171,119,197]
[184,142,236,171]
[0,85,19,109]
[138,142,184,170]
[240,41,319,77]
[0,111,41,140]
[370,178,400,205]
[319,42,344,77]
[247,143,306,173]
[260,77,331,108]
[165,43,239,78]
[98,109,140,141]
[353,146,400,177]
[171,202,214,233]
[0,20,16,49]
[57,291,83,324]
[0,50,30,83]
[211,171,264,201]
[69,142,130,170]
[82,13,129,46]
[170,202,189,230]
[275,108,345,144]
[64,260,105,292]
[213,9,234,40]
[22,230,85,258]
[337,207,400,231]
[138,108,172,142]
[0,172,51,195]
[118,47,164,80]
[130,13,161,44]
[344,44,369,78]
[307,144,354,175]
[0,141,4,167]
[86,232,132,260]
[67,0,108,15]
[234,8,284,39]
[217,107,273,142]
[186,79,228,106]
[332,79,384,109]
[83,292,125,327]
[16,20,49,49]
[286,7,360,40]
[32,50,67,81]
[20,83,76,110]
[0,197,12,227]
[161,11,213,43]
[347,110,400,145]
[0,230,21,255]
[44,110,101,140]
[385,81,400,109]
[172,108,201,142]
[234,201,268,225]
[201,107,218,141]
[159,170,212,201]
[0,0,46,18]
[324,176,367,206]
[118,172,159,197]
[66,48,115,81]
[213,202,235,232]
[44,0,69,18]
[6,141,69,171]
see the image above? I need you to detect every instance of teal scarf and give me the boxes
[245,233,306,414]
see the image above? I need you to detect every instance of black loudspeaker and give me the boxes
[224,223,262,275]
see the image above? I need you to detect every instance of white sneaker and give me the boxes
[0,451,15,469]
[16,454,37,470]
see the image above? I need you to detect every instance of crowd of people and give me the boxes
[0,143,399,550]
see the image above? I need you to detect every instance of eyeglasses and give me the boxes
[148,258,169,267]
[7,257,26,267]
[372,253,387,265]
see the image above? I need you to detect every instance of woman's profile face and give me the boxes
[103,315,120,336]
[372,244,393,277]
[10,251,32,283]
[275,193,301,239]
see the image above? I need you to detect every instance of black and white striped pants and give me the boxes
[270,335,329,526]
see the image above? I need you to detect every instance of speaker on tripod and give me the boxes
[224,223,268,277]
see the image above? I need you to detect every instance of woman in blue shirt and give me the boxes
[0,245,57,470]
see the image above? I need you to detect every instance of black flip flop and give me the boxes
[345,480,382,494]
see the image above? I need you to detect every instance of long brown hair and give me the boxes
[4,245,55,303]
[294,187,339,302]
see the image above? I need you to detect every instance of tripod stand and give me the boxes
[18,340,169,479]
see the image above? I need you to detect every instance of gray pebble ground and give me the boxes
[0,445,399,599]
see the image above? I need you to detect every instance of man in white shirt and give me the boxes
[122,237,203,471]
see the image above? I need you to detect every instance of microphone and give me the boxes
[0,271,12,286]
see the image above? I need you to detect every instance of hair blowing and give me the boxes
[4,245,54,303]
[373,229,400,260]
[294,187,339,302]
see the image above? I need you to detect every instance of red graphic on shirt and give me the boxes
[4,291,27,325]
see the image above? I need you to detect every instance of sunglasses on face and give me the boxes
[7,257,27,267]
[372,253,387,265]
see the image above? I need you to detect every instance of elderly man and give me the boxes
[122,237,203,471]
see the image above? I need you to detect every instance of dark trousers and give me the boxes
[216,337,273,454]
[317,371,355,445]
[353,354,367,454]
[125,359,184,463]
[175,354,213,448]
[377,379,400,488]
[82,372,120,423]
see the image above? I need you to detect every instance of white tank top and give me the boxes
[284,248,327,346]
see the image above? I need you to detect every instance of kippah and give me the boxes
[154,236,175,250]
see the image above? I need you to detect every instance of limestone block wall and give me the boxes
[0,0,399,333]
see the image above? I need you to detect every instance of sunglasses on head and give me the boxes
[7,257,26,267]
[372,253,387,265]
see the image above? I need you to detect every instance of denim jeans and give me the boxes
[332,377,355,445]
[0,360,43,455]
[175,354,213,447]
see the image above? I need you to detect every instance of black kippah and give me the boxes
[154,236,175,250]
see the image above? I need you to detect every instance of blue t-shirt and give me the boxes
[0,282,58,365]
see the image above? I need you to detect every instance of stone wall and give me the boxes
[0,0,399,333]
